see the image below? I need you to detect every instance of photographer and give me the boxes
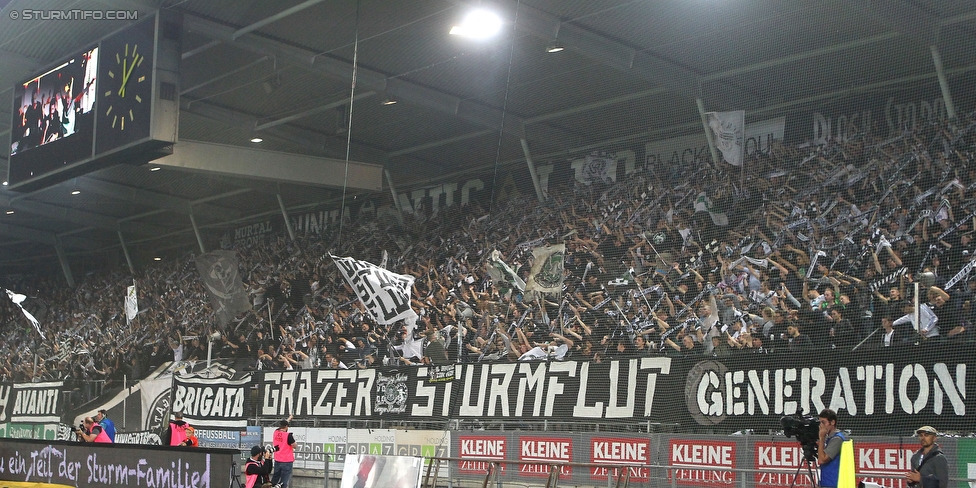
[817,409,847,488]
[75,417,111,443]
[243,445,273,488]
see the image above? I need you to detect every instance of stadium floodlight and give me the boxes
[449,9,503,39]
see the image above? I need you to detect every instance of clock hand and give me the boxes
[120,55,138,97]
[119,58,129,98]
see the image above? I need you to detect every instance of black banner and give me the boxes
[248,348,973,434]
[0,439,233,488]
[171,376,252,428]
[0,381,64,424]
[257,367,452,420]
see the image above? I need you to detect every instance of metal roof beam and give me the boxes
[151,140,384,191]
[0,194,164,236]
[183,14,581,146]
[232,0,330,40]
[0,222,101,251]
[857,0,940,43]
[503,1,742,109]
[69,177,241,220]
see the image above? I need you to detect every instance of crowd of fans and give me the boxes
[2,113,976,401]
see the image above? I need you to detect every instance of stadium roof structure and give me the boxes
[0,0,974,275]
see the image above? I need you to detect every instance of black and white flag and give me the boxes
[706,110,745,166]
[332,255,418,325]
[195,250,251,326]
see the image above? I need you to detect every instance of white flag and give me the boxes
[4,288,44,339]
[706,110,745,166]
[577,152,615,185]
[332,255,418,325]
[125,285,138,324]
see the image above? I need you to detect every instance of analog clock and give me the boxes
[95,18,155,155]
[103,42,149,132]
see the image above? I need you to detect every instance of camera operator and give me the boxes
[75,417,112,443]
[817,409,847,488]
[243,445,273,488]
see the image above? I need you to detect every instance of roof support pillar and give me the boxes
[519,139,546,203]
[277,194,296,242]
[190,211,206,254]
[929,45,956,120]
[118,231,136,276]
[384,169,404,224]
[55,237,75,288]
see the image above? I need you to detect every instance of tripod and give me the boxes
[789,454,818,488]
[229,460,244,488]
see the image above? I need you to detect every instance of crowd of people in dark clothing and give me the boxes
[3,112,976,401]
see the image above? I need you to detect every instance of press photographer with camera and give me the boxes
[817,409,847,488]
[75,416,111,443]
[243,445,274,488]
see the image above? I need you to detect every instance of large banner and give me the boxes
[250,349,972,434]
[0,439,233,488]
[0,381,64,424]
[171,375,252,428]
[194,250,251,326]
[256,366,451,421]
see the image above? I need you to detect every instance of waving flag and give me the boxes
[4,288,44,339]
[526,244,566,294]
[195,250,251,326]
[332,255,418,325]
[706,110,745,166]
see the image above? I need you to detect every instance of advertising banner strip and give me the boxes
[0,439,233,488]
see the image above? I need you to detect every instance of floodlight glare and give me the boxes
[449,9,502,39]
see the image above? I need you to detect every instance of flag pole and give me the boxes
[738,110,746,194]
[696,99,720,167]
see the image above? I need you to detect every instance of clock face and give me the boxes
[103,43,149,132]
[95,18,154,155]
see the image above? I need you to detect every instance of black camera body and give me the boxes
[781,415,820,461]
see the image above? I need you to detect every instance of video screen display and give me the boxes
[7,47,98,184]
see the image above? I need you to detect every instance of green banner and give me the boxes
[956,439,976,488]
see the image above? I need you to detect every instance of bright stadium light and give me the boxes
[449,9,503,39]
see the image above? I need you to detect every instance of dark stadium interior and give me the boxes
[0,0,975,440]
[0,0,973,269]
[3,4,976,488]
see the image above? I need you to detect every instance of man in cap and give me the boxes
[271,415,296,488]
[162,411,191,446]
[906,426,948,488]
[243,445,273,488]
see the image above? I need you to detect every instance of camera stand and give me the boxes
[788,457,818,488]
[229,460,243,488]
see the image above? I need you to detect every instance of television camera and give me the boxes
[781,415,820,462]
